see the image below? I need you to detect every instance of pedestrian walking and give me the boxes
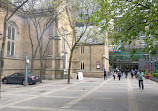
[136,69,144,90]
[113,71,117,80]
[104,69,107,80]
[125,68,128,78]
[116,67,118,74]
[121,69,123,77]
[134,69,138,78]
[118,70,121,80]
[131,69,134,79]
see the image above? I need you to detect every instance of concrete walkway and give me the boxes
[0,76,158,111]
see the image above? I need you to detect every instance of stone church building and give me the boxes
[0,1,109,79]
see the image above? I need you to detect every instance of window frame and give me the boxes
[7,24,15,56]
[81,46,84,53]
[81,62,84,70]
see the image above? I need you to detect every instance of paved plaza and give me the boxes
[0,75,158,111]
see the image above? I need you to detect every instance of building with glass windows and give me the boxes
[108,17,158,72]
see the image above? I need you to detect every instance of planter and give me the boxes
[145,75,149,79]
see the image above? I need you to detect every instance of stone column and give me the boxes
[53,36,63,79]
[45,20,63,79]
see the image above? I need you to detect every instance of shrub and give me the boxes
[152,73,158,78]
[155,73,158,78]
[150,73,158,78]
[154,69,157,73]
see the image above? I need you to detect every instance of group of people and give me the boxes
[112,70,122,80]
[103,68,144,90]
[111,68,144,90]
[130,69,138,78]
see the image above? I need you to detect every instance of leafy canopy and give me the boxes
[92,0,158,54]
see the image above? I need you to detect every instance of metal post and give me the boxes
[90,45,91,71]
[149,50,151,72]
[25,52,28,86]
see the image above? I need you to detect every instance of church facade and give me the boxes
[0,1,109,79]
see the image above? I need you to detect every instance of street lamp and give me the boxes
[25,52,29,86]
[145,26,151,73]
[149,47,151,73]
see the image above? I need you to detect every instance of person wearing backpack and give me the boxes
[136,69,144,90]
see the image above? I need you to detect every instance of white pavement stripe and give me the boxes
[6,96,38,106]
[95,90,127,93]
[31,80,67,89]
[41,96,77,99]
[127,78,140,111]
[60,78,112,109]
[5,94,77,99]
[4,105,57,111]
[87,97,113,100]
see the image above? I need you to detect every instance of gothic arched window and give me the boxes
[7,24,15,56]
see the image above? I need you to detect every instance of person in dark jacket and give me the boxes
[125,68,128,78]
[131,69,134,79]
[118,70,122,80]
[104,69,107,80]
[134,69,138,77]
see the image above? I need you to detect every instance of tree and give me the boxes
[24,0,64,83]
[0,0,29,98]
[64,0,99,83]
[93,0,158,54]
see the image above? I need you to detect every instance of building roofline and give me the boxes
[0,1,61,18]
[77,43,105,46]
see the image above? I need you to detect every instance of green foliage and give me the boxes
[150,73,158,78]
[92,0,158,54]
[154,69,157,73]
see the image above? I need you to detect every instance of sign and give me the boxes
[26,59,29,64]
[78,72,83,80]
[96,61,100,69]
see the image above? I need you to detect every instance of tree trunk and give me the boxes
[39,60,42,83]
[68,44,76,84]
[0,21,7,98]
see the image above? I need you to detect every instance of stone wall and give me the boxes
[83,71,104,78]
[72,43,109,74]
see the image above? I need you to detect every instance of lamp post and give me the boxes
[25,52,29,86]
[145,26,151,72]
[149,50,151,72]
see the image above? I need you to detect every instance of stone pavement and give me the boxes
[0,76,158,111]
